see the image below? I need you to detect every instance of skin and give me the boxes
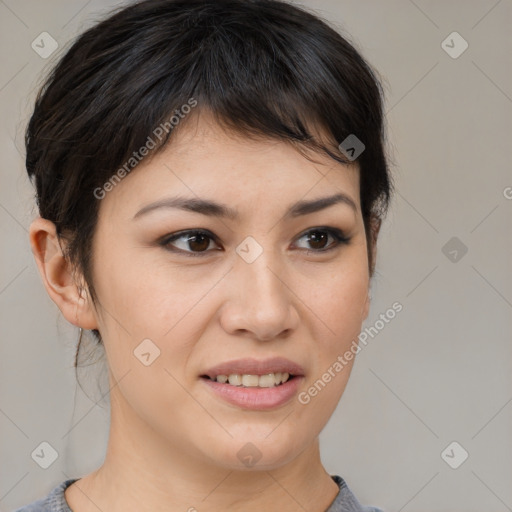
[29,111,379,512]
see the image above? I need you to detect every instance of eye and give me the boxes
[159,226,351,258]
[293,227,351,253]
[159,230,221,257]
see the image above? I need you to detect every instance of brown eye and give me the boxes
[305,230,330,250]
[160,230,220,256]
[184,233,211,252]
[294,227,351,253]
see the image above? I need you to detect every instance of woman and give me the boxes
[18,0,393,510]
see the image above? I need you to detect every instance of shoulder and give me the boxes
[328,475,384,512]
[11,478,79,512]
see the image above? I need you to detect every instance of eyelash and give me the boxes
[158,227,351,258]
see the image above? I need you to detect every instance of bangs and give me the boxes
[28,0,386,222]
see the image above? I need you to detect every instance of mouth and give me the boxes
[199,357,305,410]
[200,357,305,384]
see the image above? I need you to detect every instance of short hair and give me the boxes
[25,0,393,358]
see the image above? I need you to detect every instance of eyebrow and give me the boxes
[132,192,357,221]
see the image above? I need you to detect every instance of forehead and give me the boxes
[98,112,361,222]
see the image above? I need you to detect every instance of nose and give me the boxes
[219,249,300,342]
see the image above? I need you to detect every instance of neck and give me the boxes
[66,390,339,512]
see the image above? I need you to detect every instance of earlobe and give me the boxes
[29,216,98,330]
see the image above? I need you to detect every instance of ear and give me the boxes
[29,216,98,330]
[362,215,382,320]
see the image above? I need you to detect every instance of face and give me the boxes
[71,113,373,471]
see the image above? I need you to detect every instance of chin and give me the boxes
[199,428,309,472]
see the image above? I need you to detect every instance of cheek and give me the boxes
[91,246,184,341]
[304,254,369,349]
[295,250,369,409]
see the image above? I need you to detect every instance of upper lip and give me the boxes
[201,357,305,379]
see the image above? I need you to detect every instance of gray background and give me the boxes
[1,1,511,511]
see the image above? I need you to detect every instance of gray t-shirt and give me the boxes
[12,475,383,512]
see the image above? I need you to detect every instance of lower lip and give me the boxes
[201,376,303,410]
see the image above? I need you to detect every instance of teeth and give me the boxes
[215,373,291,387]
[228,374,242,386]
[258,374,276,388]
